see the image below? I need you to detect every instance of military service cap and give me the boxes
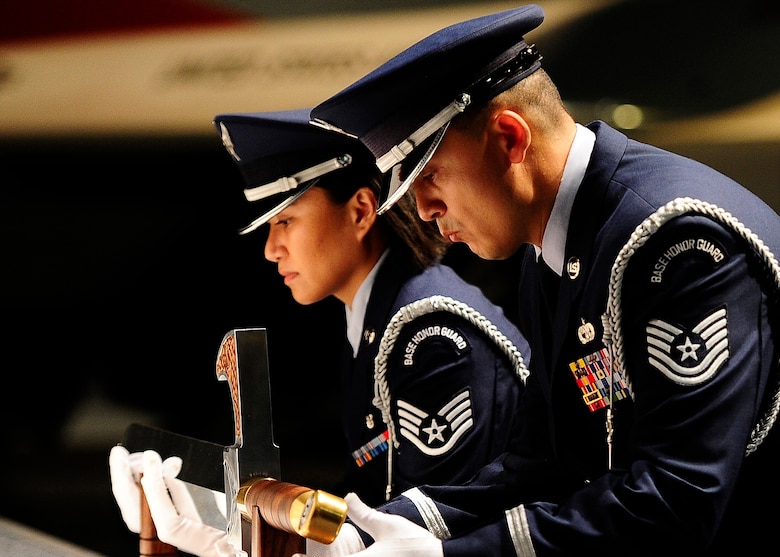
[310,4,545,213]
[214,108,374,234]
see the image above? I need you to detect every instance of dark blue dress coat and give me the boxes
[377,121,780,556]
[335,250,530,508]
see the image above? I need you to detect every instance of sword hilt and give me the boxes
[237,477,348,544]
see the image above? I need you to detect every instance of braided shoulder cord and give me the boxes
[373,295,530,500]
[601,197,780,458]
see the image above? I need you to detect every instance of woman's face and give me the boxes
[263,186,367,305]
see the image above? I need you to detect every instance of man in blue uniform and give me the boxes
[109,109,531,556]
[302,4,780,556]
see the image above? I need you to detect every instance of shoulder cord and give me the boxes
[601,197,780,465]
[374,295,530,501]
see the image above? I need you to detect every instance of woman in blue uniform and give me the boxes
[109,108,530,557]
[218,108,530,506]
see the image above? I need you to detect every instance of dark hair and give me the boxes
[315,156,449,270]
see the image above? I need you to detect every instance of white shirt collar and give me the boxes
[536,123,595,276]
[345,249,390,357]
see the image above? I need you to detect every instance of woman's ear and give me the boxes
[351,186,378,235]
[493,110,531,163]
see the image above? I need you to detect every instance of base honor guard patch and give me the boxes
[403,324,470,367]
[569,348,631,412]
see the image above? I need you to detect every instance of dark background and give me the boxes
[0,135,343,555]
[0,1,778,555]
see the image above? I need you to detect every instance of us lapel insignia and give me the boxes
[566,256,581,280]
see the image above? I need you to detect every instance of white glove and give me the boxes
[294,493,442,557]
[109,444,181,534]
[305,522,365,556]
[140,450,246,557]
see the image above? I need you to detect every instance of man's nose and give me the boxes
[414,186,443,221]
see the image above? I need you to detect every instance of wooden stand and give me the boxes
[248,506,305,556]
[138,479,177,557]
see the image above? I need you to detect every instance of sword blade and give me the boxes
[218,328,282,481]
[216,328,281,551]
[121,328,282,555]
[122,423,227,493]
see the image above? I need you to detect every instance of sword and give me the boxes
[122,328,347,556]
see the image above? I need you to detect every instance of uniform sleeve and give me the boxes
[380,309,527,496]
[374,368,572,542]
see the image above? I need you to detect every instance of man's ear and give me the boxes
[493,110,531,163]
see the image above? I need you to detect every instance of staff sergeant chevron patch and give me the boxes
[397,389,474,456]
[646,306,729,385]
